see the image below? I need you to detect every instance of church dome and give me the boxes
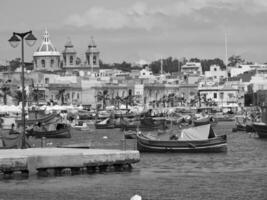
[33,29,60,57]
[86,36,99,53]
[63,38,76,54]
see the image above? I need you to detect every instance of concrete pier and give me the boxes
[0,148,140,175]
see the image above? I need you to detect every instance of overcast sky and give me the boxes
[0,0,267,63]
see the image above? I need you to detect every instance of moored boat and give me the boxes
[27,123,71,138]
[252,122,267,138]
[136,124,227,153]
[193,117,217,127]
[16,112,58,126]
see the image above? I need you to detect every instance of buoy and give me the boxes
[103,136,108,139]
[130,194,142,200]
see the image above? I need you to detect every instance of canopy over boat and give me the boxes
[179,124,215,141]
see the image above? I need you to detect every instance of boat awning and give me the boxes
[179,124,215,141]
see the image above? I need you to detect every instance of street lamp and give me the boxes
[8,31,37,149]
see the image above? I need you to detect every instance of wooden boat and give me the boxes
[0,134,31,149]
[16,113,58,126]
[124,131,137,139]
[27,123,71,138]
[214,113,235,122]
[121,117,167,131]
[136,124,227,153]
[95,118,115,129]
[233,115,255,132]
[252,122,267,138]
[193,117,217,127]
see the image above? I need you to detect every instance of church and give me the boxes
[33,29,100,76]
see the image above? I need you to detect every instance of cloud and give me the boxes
[64,0,267,30]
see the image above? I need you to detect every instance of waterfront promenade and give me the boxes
[0,148,140,175]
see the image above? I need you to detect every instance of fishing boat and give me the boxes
[0,134,31,149]
[71,121,91,131]
[121,117,167,131]
[252,122,267,138]
[95,118,115,129]
[124,130,137,139]
[136,124,227,153]
[232,115,254,132]
[193,116,217,127]
[214,113,235,122]
[27,123,71,138]
[16,112,58,126]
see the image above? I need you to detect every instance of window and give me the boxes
[214,68,217,71]
[45,78,49,84]
[41,59,45,68]
[214,93,217,99]
[220,92,224,99]
[77,93,80,99]
[93,56,97,65]
[51,59,54,67]
[70,56,73,65]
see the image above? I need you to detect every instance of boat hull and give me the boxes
[27,126,71,139]
[136,134,227,153]
[252,123,267,138]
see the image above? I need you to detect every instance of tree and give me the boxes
[0,83,12,105]
[123,89,135,109]
[13,90,23,105]
[56,89,66,105]
[149,57,181,74]
[201,58,226,72]
[96,90,109,110]
[9,58,21,72]
[228,55,245,66]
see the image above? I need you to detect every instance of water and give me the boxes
[0,122,266,200]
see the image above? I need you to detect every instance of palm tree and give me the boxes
[0,84,11,105]
[56,89,66,105]
[96,90,109,110]
[13,90,23,105]
[114,95,122,109]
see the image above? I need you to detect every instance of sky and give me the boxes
[0,0,267,64]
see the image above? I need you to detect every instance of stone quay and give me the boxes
[0,148,140,176]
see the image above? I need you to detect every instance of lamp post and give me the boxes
[8,31,37,149]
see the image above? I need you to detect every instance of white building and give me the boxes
[205,65,227,81]
[249,74,267,92]
[139,68,154,79]
[230,63,267,77]
[198,82,239,108]
[181,62,202,75]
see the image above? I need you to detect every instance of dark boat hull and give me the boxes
[95,123,115,129]
[193,118,217,127]
[252,123,267,138]
[124,131,137,139]
[27,126,71,138]
[136,134,227,153]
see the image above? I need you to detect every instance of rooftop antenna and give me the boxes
[224,31,228,67]
[160,57,163,75]
[224,29,230,82]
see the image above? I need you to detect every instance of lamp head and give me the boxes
[25,32,37,47]
[8,34,20,48]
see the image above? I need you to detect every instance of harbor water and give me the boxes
[0,122,266,200]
